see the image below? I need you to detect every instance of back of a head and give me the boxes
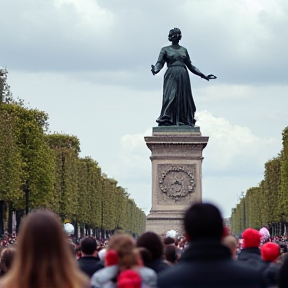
[2,210,88,288]
[242,228,261,248]
[163,237,175,245]
[222,235,237,250]
[0,247,16,275]
[137,247,152,267]
[80,237,97,255]
[184,203,223,240]
[261,242,280,262]
[222,235,237,259]
[108,234,138,271]
[136,231,164,261]
[164,245,177,264]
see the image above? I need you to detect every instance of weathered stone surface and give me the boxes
[145,126,209,234]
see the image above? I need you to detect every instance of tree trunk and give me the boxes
[8,202,13,234]
[16,209,25,233]
[0,201,5,237]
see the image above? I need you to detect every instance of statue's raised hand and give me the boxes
[151,65,156,75]
[207,74,217,80]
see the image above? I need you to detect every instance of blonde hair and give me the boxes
[0,210,88,288]
[107,234,139,271]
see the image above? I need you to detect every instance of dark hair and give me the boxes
[184,203,223,240]
[163,237,175,245]
[0,247,16,275]
[137,247,152,267]
[168,28,182,42]
[80,237,97,255]
[164,245,177,264]
[136,232,164,260]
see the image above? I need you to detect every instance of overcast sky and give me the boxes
[1,0,287,218]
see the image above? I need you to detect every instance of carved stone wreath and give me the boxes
[158,165,196,201]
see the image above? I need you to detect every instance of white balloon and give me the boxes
[64,223,74,236]
[166,230,178,239]
[259,227,270,239]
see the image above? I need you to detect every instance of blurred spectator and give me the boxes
[237,228,268,273]
[277,242,288,266]
[137,247,152,267]
[77,237,100,278]
[91,234,156,288]
[0,247,16,277]
[261,242,280,286]
[222,235,238,259]
[136,232,169,274]
[0,210,89,288]
[158,203,265,288]
[164,245,178,265]
[163,237,175,245]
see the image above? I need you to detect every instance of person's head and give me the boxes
[168,28,182,43]
[136,231,164,261]
[242,228,261,248]
[0,247,16,275]
[1,210,88,288]
[80,237,97,256]
[137,247,152,267]
[163,237,175,245]
[107,234,138,271]
[280,243,288,254]
[184,203,223,241]
[222,235,238,259]
[261,242,280,262]
[164,245,178,265]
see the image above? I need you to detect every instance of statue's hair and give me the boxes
[168,28,182,42]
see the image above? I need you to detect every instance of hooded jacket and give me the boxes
[91,265,157,288]
[237,247,269,273]
[158,239,265,288]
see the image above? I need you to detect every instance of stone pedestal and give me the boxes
[144,126,209,235]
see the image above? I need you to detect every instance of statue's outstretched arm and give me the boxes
[185,50,217,81]
[151,48,165,75]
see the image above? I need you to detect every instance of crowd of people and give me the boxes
[1,203,288,287]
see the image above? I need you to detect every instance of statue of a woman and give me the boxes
[151,28,216,126]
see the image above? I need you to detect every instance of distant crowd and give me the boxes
[1,203,288,288]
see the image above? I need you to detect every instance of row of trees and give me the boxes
[231,126,288,236]
[0,69,146,237]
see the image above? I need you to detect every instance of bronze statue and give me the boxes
[151,28,216,126]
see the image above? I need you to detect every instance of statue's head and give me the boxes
[168,28,182,42]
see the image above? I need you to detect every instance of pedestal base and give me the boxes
[144,126,209,235]
[146,210,184,235]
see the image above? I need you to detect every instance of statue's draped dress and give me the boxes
[155,46,196,126]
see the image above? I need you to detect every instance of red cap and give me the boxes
[118,270,142,288]
[242,228,261,248]
[105,250,118,266]
[261,242,280,262]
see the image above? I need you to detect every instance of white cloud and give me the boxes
[53,0,115,29]
[197,111,278,174]
[111,111,280,217]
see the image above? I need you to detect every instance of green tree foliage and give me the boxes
[231,127,288,236]
[0,107,22,203]
[0,103,55,209]
[0,72,146,235]
[46,134,79,218]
